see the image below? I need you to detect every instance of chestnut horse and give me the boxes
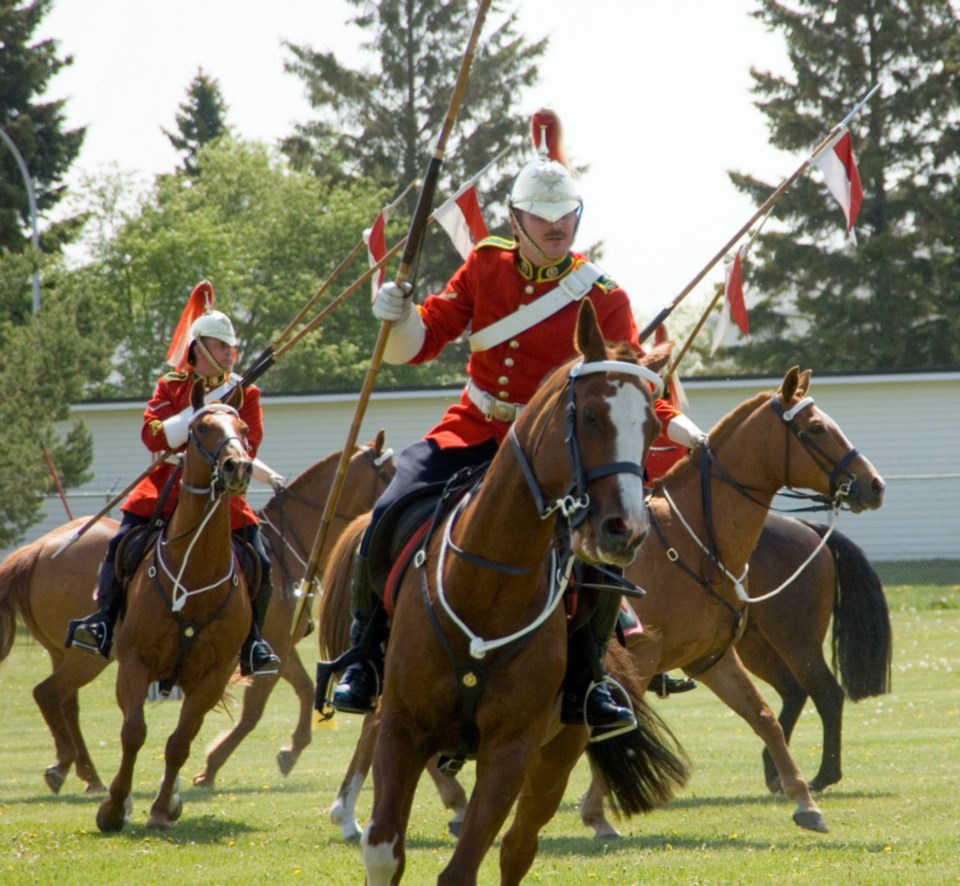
[96,386,254,831]
[575,366,885,836]
[320,367,887,844]
[319,512,891,843]
[0,434,394,796]
[337,303,688,885]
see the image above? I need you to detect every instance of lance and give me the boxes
[638,83,881,348]
[240,180,418,387]
[290,0,493,635]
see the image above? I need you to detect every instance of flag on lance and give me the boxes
[711,245,749,354]
[811,128,863,235]
[433,183,489,259]
[363,209,389,301]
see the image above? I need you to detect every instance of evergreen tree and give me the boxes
[163,68,232,176]
[726,0,960,373]
[280,0,546,307]
[0,0,85,255]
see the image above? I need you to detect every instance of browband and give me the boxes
[571,360,665,399]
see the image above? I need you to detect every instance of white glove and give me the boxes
[252,457,285,491]
[666,413,708,450]
[373,281,413,322]
[162,407,194,448]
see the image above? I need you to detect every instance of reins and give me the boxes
[424,357,659,662]
[656,393,860,606]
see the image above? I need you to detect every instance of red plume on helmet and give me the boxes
[530,108,569,169]
[166,280,215,372]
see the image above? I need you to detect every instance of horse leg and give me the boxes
[500,726,587,885]
[439,736,542,886]
[578,771,621,839]
[425,755,468,837]
[97,658,151,833]
[192,670,281,788]
[149,674,227,829]
[696,650,828,833]
[330,709,377,842]
[362,713,430,886]
[274,645,314,776]
[33,651,109,793]
[737,627,811,794]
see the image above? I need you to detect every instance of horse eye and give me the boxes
[581,406,600,428]
[807,420,825,434]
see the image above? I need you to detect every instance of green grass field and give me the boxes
[1,585,957,885]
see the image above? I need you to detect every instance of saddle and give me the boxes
[366,463,489,616]
[114,522,261,601]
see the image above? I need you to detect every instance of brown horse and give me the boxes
[575,366,885,836]
[96,386,254,831]
[0,433,394,796]
[340,303,688,885]
[319,512,892,843]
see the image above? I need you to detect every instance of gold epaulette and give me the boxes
[162,370,190,382]
[475,235,516,251]
[593,272,618,294]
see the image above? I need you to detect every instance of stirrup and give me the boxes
[241,639,281,677]
[65,617,110,658]
[585,678,637,744]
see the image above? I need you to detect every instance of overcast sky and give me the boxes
[38,0,804,326]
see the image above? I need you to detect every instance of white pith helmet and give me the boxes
[190,310,237,347]
[509,108,582,223]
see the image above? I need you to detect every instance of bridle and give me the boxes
[179,404,248,498]
[509,358,664,529]
[433,357,662,660]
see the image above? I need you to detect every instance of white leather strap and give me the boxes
[468,262,604,352]
[465,378,524,423]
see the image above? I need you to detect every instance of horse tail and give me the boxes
[587,642,690,816]
[802,520,892,700]
[0,544,40,663]
[317,514,370,660]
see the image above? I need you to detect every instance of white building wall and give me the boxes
[7,371,958,566]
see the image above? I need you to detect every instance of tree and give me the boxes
[0,251,105,546]
[280,0,546,300]
[163,68,232,176]
[0,0,85,257]
[71,138,453,398]
[725,0,960,373]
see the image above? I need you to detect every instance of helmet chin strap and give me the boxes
[511,207,582,267]
[194,338,229,377]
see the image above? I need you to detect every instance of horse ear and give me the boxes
[640,339,674,375]
[191,379,205,412]
[575,300,606,361]
[779,366,801,401]
[222,384,243,411]
[374,428,386,456]
[797,368,812,397]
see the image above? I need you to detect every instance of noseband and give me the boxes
[509,358,663,529]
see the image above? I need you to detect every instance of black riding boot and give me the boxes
[649,672,697,697]
[561,575,636,740]
[331,555,387,714]
[65,562,123,658]
[240,581,281,677]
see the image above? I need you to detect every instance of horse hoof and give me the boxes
[85,781,108,794]
[146,816,172,831]
[793,810,829,833]
[593,830,622,841]
[192,770,214,789]
[96,802,126,834]
[448,818,461,838]
[277,748,296,776]
[44,765,66,795]
[766,777,784,795]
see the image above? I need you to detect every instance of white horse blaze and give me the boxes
[606,381,653,529]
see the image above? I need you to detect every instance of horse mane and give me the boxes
[649,388,771,490]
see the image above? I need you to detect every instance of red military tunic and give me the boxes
[408,237,678,448]
[121,370,262,529]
